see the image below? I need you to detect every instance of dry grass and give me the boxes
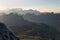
[17,33,43,40]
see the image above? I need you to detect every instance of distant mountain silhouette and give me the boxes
[1,8,40,15]
[23,13,60,32]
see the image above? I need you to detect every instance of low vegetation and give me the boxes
[56,32,60,40]
[17,33,43,40]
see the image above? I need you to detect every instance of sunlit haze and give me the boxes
[0,0,60,12]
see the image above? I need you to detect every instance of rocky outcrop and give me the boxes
[0,23,19,40]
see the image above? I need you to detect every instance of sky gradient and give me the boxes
[0,0,60,12]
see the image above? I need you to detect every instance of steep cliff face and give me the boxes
[0,23,19,40]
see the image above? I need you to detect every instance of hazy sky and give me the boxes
[0,0,60,12]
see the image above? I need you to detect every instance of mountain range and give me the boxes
[0,8,60,40]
